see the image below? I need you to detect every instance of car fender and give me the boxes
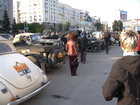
[0,82,13,105]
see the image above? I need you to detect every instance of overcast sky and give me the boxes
[59,0,140,22]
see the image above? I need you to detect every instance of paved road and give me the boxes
[20,44,122,105]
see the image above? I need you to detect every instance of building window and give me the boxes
[45,15,48,17]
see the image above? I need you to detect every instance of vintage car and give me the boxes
[0,33,13,40]
[0,36,51,105]
[12,33,65,71]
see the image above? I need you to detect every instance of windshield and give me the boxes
[0,43,12,53]
[30,35,41,40]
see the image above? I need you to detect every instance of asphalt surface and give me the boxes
[20,43,123,105]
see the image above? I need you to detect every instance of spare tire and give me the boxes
[51,49,64,69]
[47,49,55,69]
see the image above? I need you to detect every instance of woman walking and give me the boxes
[66,33,79,76]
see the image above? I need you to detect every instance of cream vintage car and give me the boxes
[0,36,52,105]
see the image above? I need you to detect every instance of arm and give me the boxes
[66,43,69,51]
[102,62,123,101]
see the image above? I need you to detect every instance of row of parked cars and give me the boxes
[1,30,114,104]
[0,32,67,105]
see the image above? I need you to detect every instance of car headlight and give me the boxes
[21,48,30,54]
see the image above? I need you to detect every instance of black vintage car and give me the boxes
[59,30,102,53]
[13,33,65,72]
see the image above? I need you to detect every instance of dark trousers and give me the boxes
[68,56,78,75]
[80,51,86,62]
[105,41,110,53]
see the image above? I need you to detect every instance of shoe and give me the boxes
[72,73,77,76]
[83,61,85,64]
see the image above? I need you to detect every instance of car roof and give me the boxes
[0,33,12,35]
[0,36,8,40]
[15,33,40,36]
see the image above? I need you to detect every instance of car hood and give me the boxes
[0,53,40,89]
[33,39,61,43]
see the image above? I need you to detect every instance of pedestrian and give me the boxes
[77,33,88,64]
[102,28,140,105]
[135,29,140,55]
[103,29,111,54]
[81,28,87,38]
[95,30,101,42]
[66,33,79,76]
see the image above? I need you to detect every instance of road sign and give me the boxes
[24,27,29,30]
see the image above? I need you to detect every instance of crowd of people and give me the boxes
[65,28,140,105]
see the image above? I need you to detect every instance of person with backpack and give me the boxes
[102,28,140,105]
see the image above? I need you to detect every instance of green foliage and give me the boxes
[1,9,11,33]
[95,22,103,31]
[65,22,70,31]
[49,26,56,32]
[12,17,18,34]
[112,20,123,31]
[28,23,45,33]
[58,23,63,31]
[17,22,24,30]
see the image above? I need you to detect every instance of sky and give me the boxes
[59,0,140,23]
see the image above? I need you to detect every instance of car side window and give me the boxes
[0,43,12,53]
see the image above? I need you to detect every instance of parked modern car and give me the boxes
[0,33,13,40]
[0,36,51,105]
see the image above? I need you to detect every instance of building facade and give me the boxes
[123,19,140,29]
[13,0,81,25]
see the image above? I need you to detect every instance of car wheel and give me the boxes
[51,49,64,69]
[91,43,101,53]
[26,56,40,67]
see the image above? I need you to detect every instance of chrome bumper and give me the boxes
[7,79,51,105]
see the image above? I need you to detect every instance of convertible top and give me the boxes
[0,36,17,54]
[58,30,81,38]
[0,36,8,40]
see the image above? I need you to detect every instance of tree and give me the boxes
[65,22,70,31]
[12,17,18,35]
[28,23,45,33]
[58,23,63,32]
[1,9,11,33]
[95,22,102,31]
[112,20,123,31]
[17,22,24,30]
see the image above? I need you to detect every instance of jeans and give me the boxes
[105,41,110,53]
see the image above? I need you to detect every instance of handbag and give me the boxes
[71,58,79,67]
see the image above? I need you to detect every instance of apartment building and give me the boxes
[0,0,13,27]
[123,19,140,29]
[13,0,81,26]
